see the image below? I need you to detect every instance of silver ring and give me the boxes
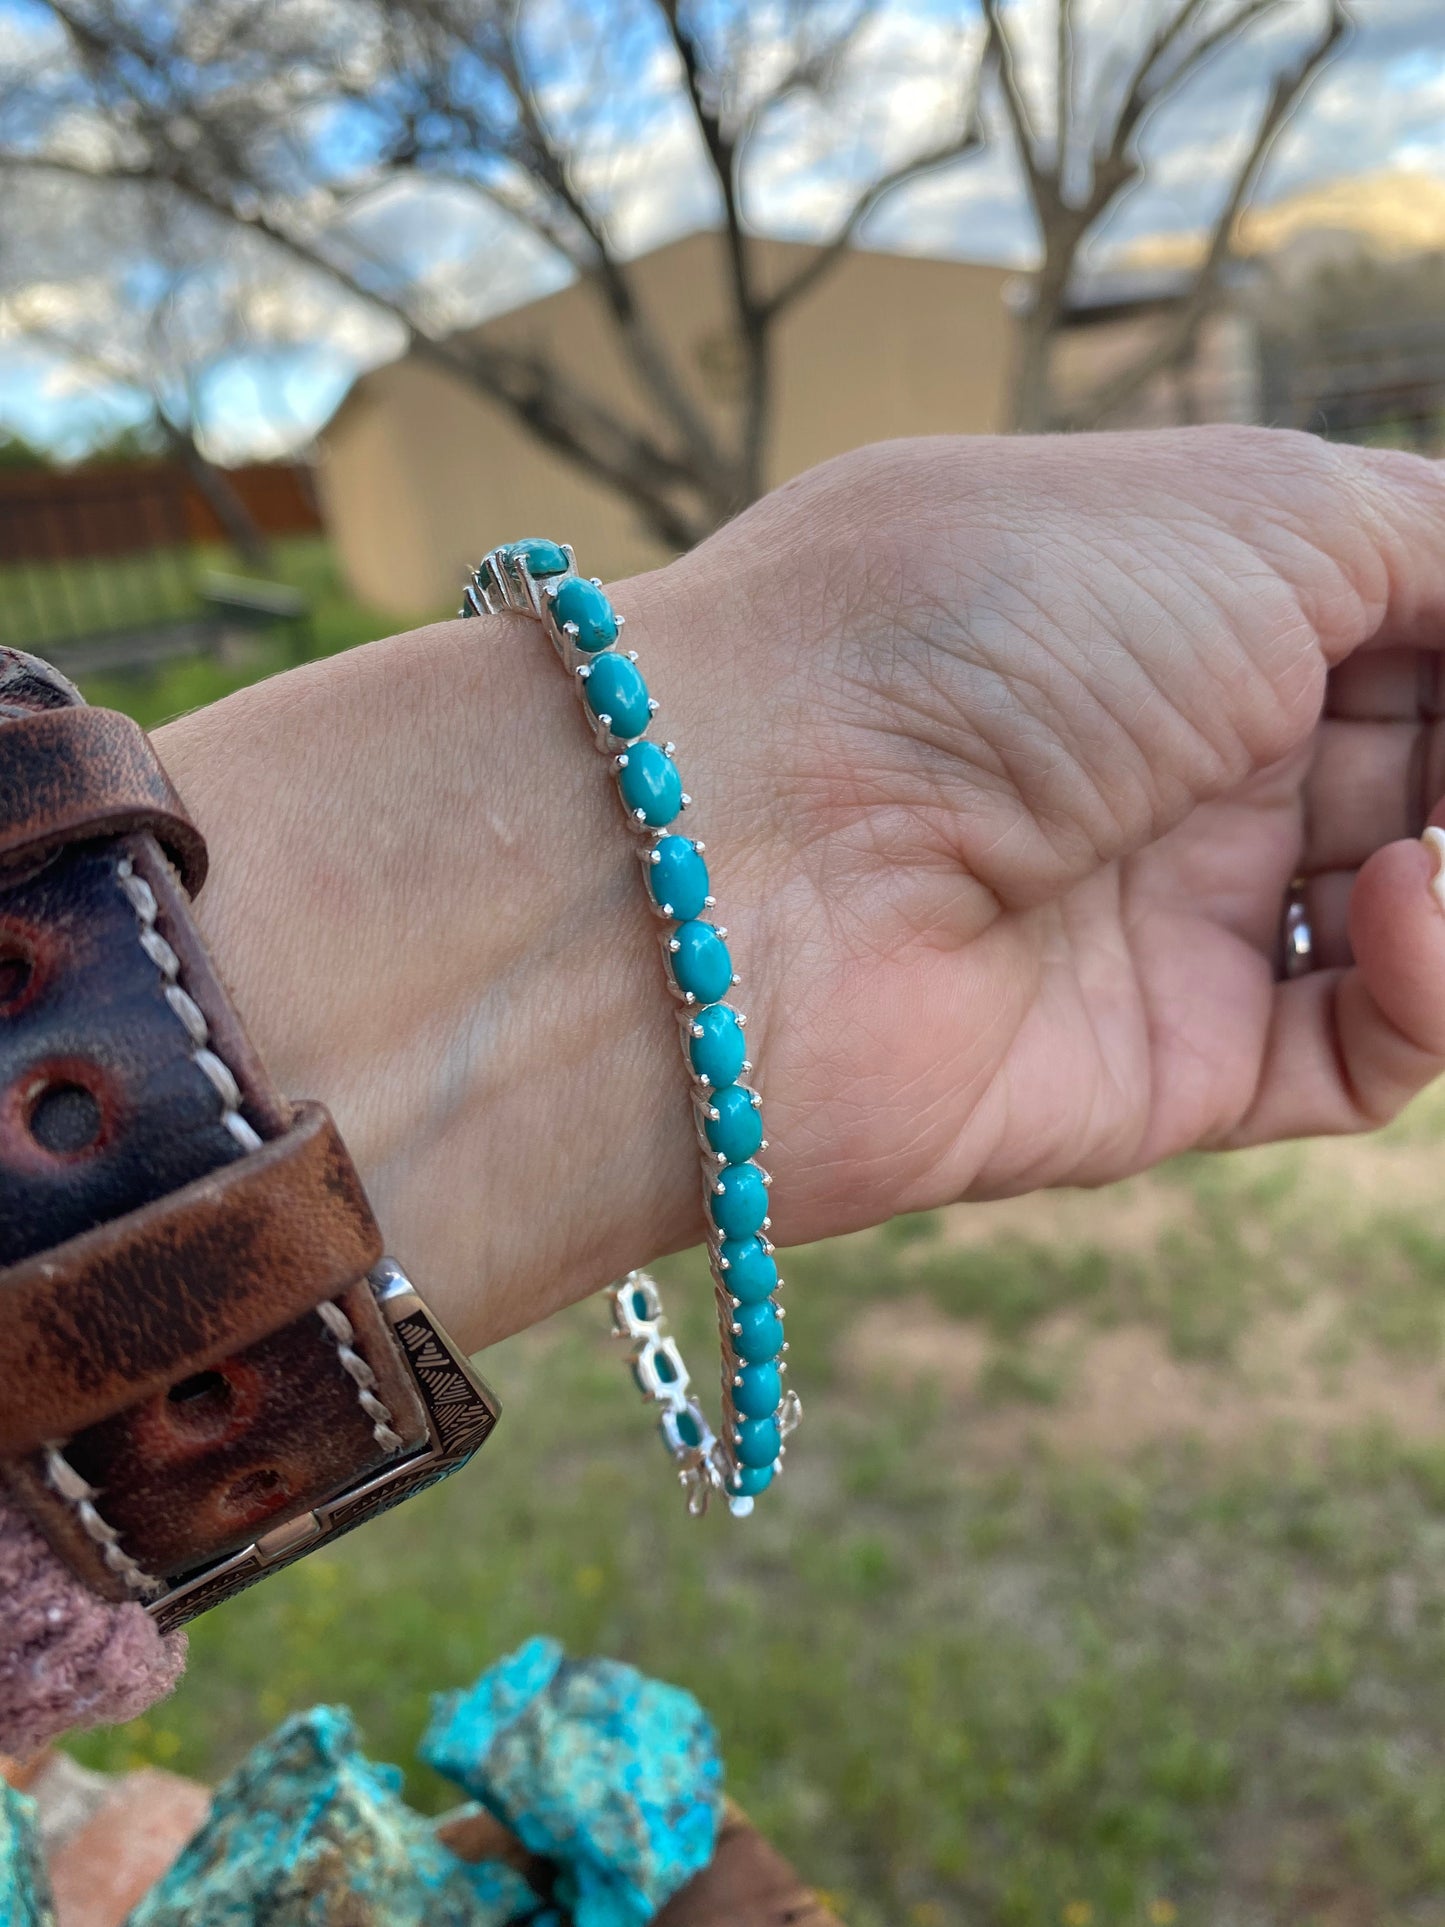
[1282,882,1313,978]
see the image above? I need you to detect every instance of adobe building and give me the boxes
[317,230,1257,619]
[314,171,1445,618]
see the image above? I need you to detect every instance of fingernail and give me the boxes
[1422,826,1445,912]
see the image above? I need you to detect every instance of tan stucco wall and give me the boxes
[318,236,1016,617]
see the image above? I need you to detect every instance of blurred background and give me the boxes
[4,1,1445,1921]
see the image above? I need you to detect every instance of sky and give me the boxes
[1,0,1443,463]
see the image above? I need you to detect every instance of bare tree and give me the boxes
[982,0,1350,431]
[0,179,283,562]
[0,0,985,551]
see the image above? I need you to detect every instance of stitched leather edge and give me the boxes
[0,707,208,894]
[0,1101,383,1453]
[0,1274,430,1603]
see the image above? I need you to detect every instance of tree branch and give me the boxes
[1056,0,1075,181]
[481,10,733,499]
[1092,0,1212,170]
[761,117,985,321]
[1098,0,1288,195]
[10,0,1022,547]
[655,0,766,501]
[981,0,1051,211]
[1060,0,1349,430]
[24,0,731,545]
[10,145,715,550]
[759,5,987,320]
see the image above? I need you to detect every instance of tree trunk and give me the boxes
[164,425,272,570]
[1010,305,1058,432]
[1008,237,1082,433]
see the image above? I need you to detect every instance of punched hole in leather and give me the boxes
[0,648,431,1608]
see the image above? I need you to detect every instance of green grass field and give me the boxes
[63,1091,1445,1925]
[1,536,436,728]
[37,544,1445,1924]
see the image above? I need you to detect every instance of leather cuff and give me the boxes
[0,649,497,1629]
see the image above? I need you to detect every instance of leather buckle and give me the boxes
[144,1262,499,1633]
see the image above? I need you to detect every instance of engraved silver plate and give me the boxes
[145,1260,499,1633]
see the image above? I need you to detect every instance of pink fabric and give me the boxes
[0,1493,185,1758]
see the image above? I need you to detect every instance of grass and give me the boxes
[60,1083,1445,1927]
[1,536,438,730]
[34,543,1445,1922]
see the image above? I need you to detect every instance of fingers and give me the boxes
[1294,869,1354,970]
[1298,648,1445,960]
[1326,647,1445,720]
[1302,717,1445,871]
[1222,833,1445,1147]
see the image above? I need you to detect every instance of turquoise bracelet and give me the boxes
[460,538,801,1516]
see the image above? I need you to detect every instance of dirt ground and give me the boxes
[838,1121,1445,1464]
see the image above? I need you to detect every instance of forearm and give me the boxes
[153,582,728,1353]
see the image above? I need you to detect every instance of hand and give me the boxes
[157,428,1445,1348]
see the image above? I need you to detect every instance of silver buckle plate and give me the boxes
[145,1260,500,1633]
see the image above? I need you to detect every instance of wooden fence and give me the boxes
[0,461,322,564]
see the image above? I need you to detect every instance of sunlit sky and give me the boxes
[1,0,1443,462]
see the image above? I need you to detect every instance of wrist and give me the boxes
[152,576,723,1352]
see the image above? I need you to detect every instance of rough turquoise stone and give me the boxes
[733,1463,774,1497]
[505,537,569,577]
[647,836,708,921]
[130,1706,514,1926]
[422,1638,722,1927]
[719,1236,777,1304]
[733,1361,781,1418]
[583,652,651,739]
[618,741,682,827]
[709,1162,768,1240]
[705,1084,763,1164]
[732,1298,784,1363]
[553,576,618,651]
[669,921,733,1004]
[735,1417,781,1468]
[0,1783,53,1927]
[688,1004,746,1088]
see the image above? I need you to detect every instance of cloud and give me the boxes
[794,0,1445,270]
[469,0,1445,279]
[336,174,570,330]
[0,336,152,458]
[1,0,1443,461]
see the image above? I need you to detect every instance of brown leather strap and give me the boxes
[653,1803,844,1927]
[0,707,208,894]
[0,653,427,1603]
[0,1104,382,1455]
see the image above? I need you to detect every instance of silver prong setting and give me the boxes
[461,537,795,1515]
